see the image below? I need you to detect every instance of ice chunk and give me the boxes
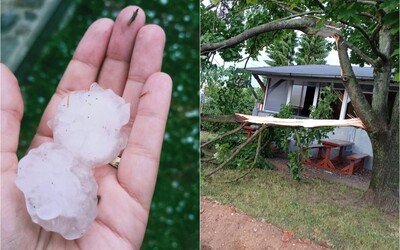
[16,143,97,240]
[52,83,130,166]
[16,83,130,240]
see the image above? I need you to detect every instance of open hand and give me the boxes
[1,6,172,250]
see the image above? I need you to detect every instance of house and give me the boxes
[244,64,398,170]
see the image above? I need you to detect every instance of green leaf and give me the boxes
[316,18,326,29]
[246,0,258,5]
[379,0,399,11]
[394,72,400,82]
[391,48,400,57]
[211,0,221,4]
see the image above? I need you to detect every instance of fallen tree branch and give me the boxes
[201,123,246,148]
[227,125,266,182]
[201,157,218,163]
[205,125,267,177]
[235,113,366,129]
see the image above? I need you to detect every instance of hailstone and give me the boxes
[16,83,130,240]
[16,143,97,240]
[52,83,130,166]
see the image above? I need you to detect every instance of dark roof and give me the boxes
[246,65,374,81]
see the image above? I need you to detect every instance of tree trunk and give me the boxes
[365,128,399,212]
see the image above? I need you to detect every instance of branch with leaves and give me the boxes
[339,20,387,61]
[201,123,246,148]
[201,17,339,54]
[205,125,267,177]
[226,126,265,182]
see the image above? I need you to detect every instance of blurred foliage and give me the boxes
[295,34,332,65]
[15,0,199,249]
[265,31,297,66]
[265,31,331,66]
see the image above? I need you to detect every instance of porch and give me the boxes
[244,65,399,171]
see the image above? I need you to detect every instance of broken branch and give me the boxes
[227,125,266,182]
[235,113,366,129]
[205,125,267,177]
[201,123,246,148]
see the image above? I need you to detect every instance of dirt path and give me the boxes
[201,197,328,250]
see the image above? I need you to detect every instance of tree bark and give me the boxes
[366,25,394,206]
[336,36,382,131]
[201,124,245,148]
[337,35,399,212]
[201,17,339,54]
[365,129,399,212]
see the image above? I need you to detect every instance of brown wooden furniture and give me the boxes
[304,139,368,175]
[243,125,256,138]
[304,144,324,166]
[346,153,369,174]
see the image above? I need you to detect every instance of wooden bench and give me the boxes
[341,153,369,175]
[304,144,325,167]
[243,125,257,138]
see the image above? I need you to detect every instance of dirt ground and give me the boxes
[201,197,328,250]
[201,157,372,250]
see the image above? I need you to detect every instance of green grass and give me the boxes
[201,166,399,250]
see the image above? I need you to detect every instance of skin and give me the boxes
[1,6,172,250]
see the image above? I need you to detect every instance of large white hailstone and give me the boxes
[51,83,130,166]
[16,143,98,240]
[16,83,130,239]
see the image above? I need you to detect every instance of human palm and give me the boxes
[1,6,172,250]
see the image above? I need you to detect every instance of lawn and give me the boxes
[201,131,399,249]
[201,166,398,249]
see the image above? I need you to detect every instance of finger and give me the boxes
[29,19,114,149]
[122,25,166,126]
[118,72,172,210]
[97,6,146,95]
[1,63,24,171]
[57,18,114,95]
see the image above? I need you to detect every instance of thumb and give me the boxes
[1,63,24,172]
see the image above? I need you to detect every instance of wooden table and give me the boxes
[305,139,355,175]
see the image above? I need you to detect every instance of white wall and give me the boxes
[288,127,373,170]
[263,79,289,112]
[326,127,373,170]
